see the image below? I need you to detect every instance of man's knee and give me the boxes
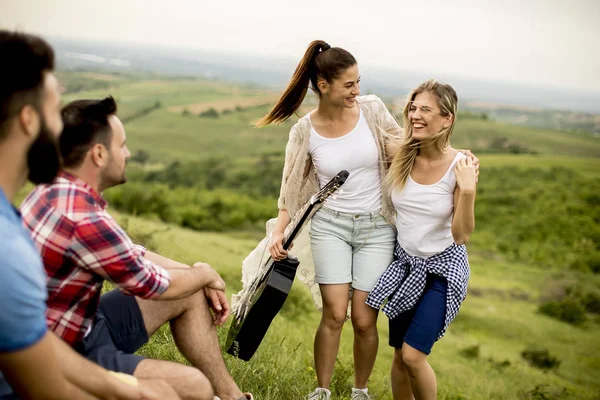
[135,361,214,400]
[185,368,214,400]
[174,367,213,400]
[181,289,210,312]
[139,379,182,400]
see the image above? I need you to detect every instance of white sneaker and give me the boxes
[351,388,371,400]
[307,388,331,400]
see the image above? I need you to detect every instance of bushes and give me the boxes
[474,166,600,272]
[537,278,600,325]
[104,183,276,232]
[142,155,284,198]
[521,347,561,371]
[199,107,219,118]
[459,344,480,359]
[519,384,569,399]
[111,157,600,273]
[538,298,587,326]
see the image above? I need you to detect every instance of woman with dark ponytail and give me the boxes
[257,40,402,400]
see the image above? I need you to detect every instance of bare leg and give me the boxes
[138,378,183,400]
[135,291,244,400]
[391,348,415,400]
[314,284,350,388]
[402,344,437,400]
[350,289,379,389]
[135,359,212,400]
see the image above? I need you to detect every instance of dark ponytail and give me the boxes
[255,40,356,127]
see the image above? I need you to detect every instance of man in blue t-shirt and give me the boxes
[0,30,178,400]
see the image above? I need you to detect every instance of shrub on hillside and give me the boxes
[105,183,178,224]
[474,166,600,272]
[104,183,276,232]
[130,149,150,164]
[538,298,587,325]
[143,155,283,197]
[521,347,561,371]
[538,278,600,324]
[459,344,480,359]
[571,251,600,274]
[518,384,569,399]
[199,107,219,118]
[579,289,600,314]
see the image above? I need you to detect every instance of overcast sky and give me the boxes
[2,0,599,92]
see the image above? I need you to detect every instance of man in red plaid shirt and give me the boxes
[21,97,252,400]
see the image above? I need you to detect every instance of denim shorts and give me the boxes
[309,206,396,292]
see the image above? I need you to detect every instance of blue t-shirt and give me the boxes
[0,188,48,397]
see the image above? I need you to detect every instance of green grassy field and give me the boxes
[477,154,600,178]
[51,70,600,399]
[57,74,600,163]
[111,212,600,400]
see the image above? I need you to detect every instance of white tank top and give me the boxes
[392,152,466,259]
[308,109,382,213]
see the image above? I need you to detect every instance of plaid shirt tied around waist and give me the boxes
[366,242,470,340]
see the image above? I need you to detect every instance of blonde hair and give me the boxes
[385,79,458,191]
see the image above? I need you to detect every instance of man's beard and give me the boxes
[27,116,61,185]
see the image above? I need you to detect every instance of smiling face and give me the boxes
[318,64,361,108]
[408,91,453,141]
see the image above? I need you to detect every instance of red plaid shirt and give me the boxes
[20,172,170,346]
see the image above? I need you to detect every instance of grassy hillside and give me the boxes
[110,211,600,400]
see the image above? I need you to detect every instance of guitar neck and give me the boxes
[283,202,317,251]
[280,169,348,252]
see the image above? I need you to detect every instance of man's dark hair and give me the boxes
[60,96,118,168]
[0,30,55,140]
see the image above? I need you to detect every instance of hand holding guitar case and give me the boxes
[225,170,349,361]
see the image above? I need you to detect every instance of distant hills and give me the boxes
[48,37,600,135]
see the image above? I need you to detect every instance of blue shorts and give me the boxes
[388,275,447,355]
[74,289,149,374]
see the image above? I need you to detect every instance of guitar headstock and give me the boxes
[310,170,349,205]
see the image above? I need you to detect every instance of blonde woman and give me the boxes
[367,80,476,400]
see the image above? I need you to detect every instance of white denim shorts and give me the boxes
[309,206,396,292]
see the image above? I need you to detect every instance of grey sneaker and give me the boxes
[351,389,371,400]
[307,388,331,400]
